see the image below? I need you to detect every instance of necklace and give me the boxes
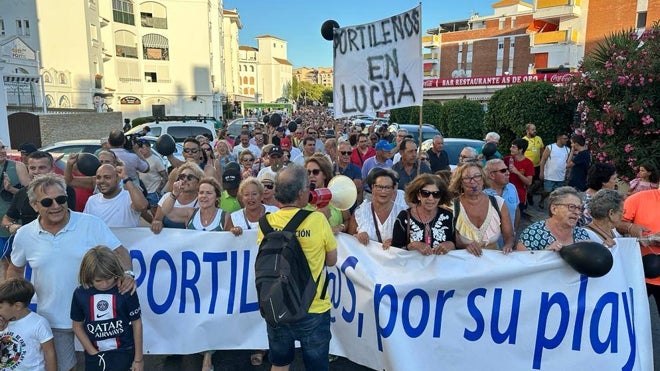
[416,205,435,245]
[199,208,216,226]
[588,221,614,240]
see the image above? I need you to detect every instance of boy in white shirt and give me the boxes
[0,278,56,371]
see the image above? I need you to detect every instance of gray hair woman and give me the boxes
[584,189,624,248]
[518,186,590,251]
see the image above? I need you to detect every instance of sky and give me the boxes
[223,0,496,68]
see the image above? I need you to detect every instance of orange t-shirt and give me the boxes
[623,189,660,285]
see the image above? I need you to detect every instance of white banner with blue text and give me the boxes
[332,6,423,119]
[114,228,652,371]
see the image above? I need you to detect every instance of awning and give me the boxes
[424,62,435,71]
[142,34,169,49]
[3,74,40,83]
[527,20,558,33]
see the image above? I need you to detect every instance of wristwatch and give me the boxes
[124,270,136,278]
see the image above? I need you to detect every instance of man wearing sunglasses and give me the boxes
[8,173,135,371]
[484,159,520,235]
[83,164,148,227]
[257,146,286,179]
[165,137,217,181]
[335,141,363,205]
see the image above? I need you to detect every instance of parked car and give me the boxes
[39,138,180,171]
[226,117,259,138]
[388,123,442,145]
[126,118,217,143]
[421,138,485,169]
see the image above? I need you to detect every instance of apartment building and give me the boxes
[1,0,243,119]
[293,67,333,87]
[423,0,659,101]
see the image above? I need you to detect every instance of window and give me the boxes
[113,0,135,25]
[59,95,71,108]
[16,20,23,35]
[43,72,52,83]
[90,24,98,41]
[243,88,249,94]
[140,3,168,29]
[249,88,255,95]
[142,34,169,60]
[45,95,54,107]
[145,72,157,82]
[249,77,254,84]
[59,73,68,85]
[242,76,248,84]
[115,30,138,58]
[637,12,647,28]
[0,19,4,36]
[498,42,504,49]
[499,18,505,30]
[511,17,516,28]
[250,66,254,72]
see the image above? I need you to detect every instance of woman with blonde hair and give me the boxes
[449,162,515,255]
[225,177,279,235]
[151,162,203,233]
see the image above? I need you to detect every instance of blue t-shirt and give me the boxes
[70,285,141,352]
[335,162,361,181]
[519,220,590,250]
[568,150,590,192]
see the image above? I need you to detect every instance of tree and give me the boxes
[570,24,659,180]
[484,82,575,155]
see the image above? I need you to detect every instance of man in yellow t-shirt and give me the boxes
[522,123,544,206]
[256,164,337,371]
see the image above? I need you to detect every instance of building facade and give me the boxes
[236,35,292,104]
[1,0,243,119]
[237,45,258,102]
[293,67,333,87]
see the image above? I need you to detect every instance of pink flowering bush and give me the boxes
[570,23,659,180]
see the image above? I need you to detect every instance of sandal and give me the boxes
[250,352,264,366]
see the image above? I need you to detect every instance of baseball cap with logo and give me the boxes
[375,140,394,151]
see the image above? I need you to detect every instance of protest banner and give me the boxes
[332,6,423,119]
[112,228,652,370]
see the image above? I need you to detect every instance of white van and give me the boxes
[126,118,217,142]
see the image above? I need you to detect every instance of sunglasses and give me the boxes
[340,151,352,156]
[202,147,213,152]
[419,189,442,199]
[262,183,274,190]
[183,148,199,154]
[242,157,255,162]
[269,154,282,159]
[38,195,68,207]
[419,157,429,161]
[492,168,509,174]
[177,174,199,181]
[307,169,321,176]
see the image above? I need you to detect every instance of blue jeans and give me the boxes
[266,311,331,370]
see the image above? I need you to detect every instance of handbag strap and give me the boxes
[370,203,383,243]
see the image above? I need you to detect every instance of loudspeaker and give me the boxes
[308,175,357,210]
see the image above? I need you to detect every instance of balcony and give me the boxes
[531,29,578,46]
[535,0,581,20]
[422,35,440,48]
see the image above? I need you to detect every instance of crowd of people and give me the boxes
[0,106,658,370]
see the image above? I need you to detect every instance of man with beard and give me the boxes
[83,164,148,227]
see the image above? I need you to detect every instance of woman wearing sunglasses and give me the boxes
[150,163,203,234]
[239,150,257,179]
[391,174,455,255]
[258,172,279,207]
[517,186,590,251]
[214,140,236,171]
[305,154,349,234]
[449,162,515,255]
[348,168,406,249]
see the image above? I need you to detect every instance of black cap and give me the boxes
[19,143,38,154]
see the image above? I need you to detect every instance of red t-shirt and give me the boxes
[350,147,376,169]
[504,155,534,204]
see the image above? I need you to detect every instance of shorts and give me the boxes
[53,329,77,371]
[146,192,160,207]
[84,349,135,371]
[267,311,331,371]
[543,179,564,193]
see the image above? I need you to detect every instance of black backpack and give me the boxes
[255,209,327,327]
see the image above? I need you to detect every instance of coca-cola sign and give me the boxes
[424,73,575,88]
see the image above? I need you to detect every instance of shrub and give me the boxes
[443,98,484,139]
[570,24,659,180]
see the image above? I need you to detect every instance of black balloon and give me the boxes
[287,121,297,133]
[155,134,176,156]
[559,241,613,277]
[77,153,101,176]
[295,117,303,125]
[482,142,498,159]
[642,254,660,278]
[270,113,282,127]
[263,115,270,124]
[321,20,340,41]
